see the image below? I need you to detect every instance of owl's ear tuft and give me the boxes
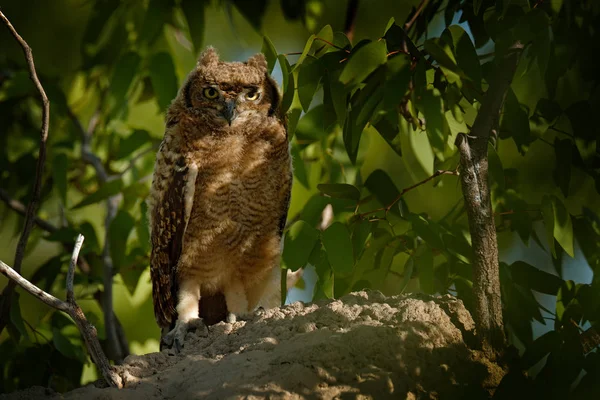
[198,47,219,67]
[246,53,268,73]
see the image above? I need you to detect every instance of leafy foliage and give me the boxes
[0,0,599,396]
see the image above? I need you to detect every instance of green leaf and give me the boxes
[423,38,462,83]
[109,51,141,114]
[509,261,564,295]
[419,89,446,155]
[233,0,267,31]
[488,143,505,190]
[408,214,444,249]
[317,183,360,201]
[473,0,483,15]
[261,36,278,74]
[140,0,173,44]
[521,330,561,369]
[291,144,309,188]
[351,220,373,260]
[339,40,387,86]
[542,195,574,258]
[137,201,151,253]
[500,88,533,154]
[71,179,123,209]
[313,247,334,299]
[287,107,302,138]
[443,25,482,92]
[108,209,135,271]
[416,245,434,294]
[374,112,402,157]
[556,280,577,322]
[293,34,315,71]
[321,222,354,276]
[283,221,320,271]
[364,169,404,216]
[313,25,334,57]
[45,227,79,243]
[10,294,29,342]
[297,57,321,112]
[279,55,295,113]
[553,138,572,198]
[117,129,152,160]
[149,52,178,111]
[53,153,69,205]
[181,0,206,54]
[400,256,414,292]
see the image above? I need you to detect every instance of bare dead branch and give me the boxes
[0,10,50,335]
[0,256,123,388]
[67,234,84,304]
[456,40,524,357]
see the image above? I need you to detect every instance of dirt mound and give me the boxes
[1,291,504,399]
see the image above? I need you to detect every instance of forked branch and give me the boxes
[0,235,123,388]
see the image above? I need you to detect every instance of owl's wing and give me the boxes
[149,149,197,328]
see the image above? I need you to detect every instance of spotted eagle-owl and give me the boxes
[147,48,292,351]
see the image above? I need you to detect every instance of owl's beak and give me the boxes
[222,100,237,125]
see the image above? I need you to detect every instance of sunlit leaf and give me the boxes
[261,36,277,74]
[283,221,320,271]
[297,57,321,112]
[322,222,354,276]
[339,40,387,86]
[117,129,152,160]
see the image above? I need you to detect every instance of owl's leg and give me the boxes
[162,279,207,352]
[223,277,249,323]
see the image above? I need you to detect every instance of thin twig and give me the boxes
[0,257,123,388]
[0,10,50,335]
[358,169,459,219]
[314,37,351,53]
[67,234,84,304]
[404,0,429,32]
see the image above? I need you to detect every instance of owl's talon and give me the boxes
[162,318,207,352]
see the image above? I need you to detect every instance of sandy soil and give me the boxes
[1,291,504,399]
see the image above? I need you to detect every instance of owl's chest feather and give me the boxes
[185,134,287,233]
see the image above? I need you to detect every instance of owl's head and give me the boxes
[177,47,280,129]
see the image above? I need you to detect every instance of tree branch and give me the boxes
[0,239,123,388]
[0,10,50,335]
[67,105,127,363]
[456,40,524,357]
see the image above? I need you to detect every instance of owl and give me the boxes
[147,47,292,351]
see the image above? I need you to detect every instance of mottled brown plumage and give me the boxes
[147,48,292,350]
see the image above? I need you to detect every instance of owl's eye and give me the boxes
[245,90,260,101]
[203,87,219,99]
